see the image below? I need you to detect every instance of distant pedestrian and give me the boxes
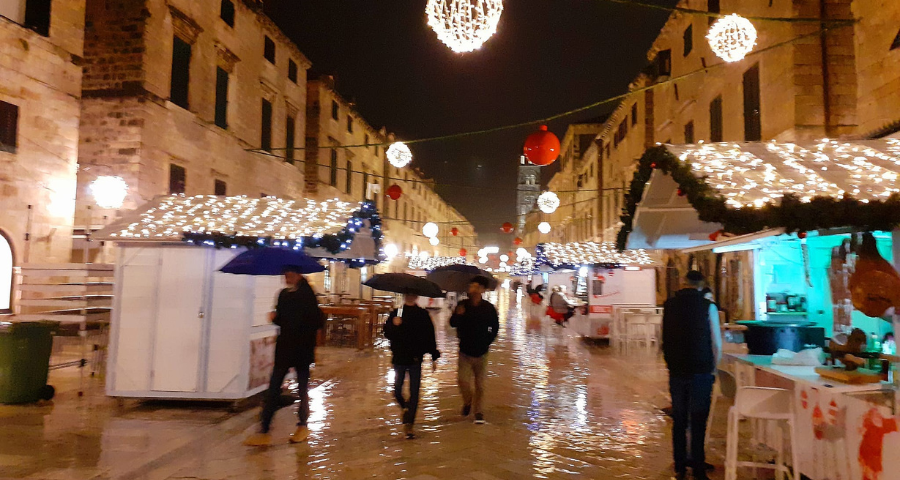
[662,270,722,480]
[383,294,441,440]
[549,286,575,326]
[450,275,499,424]
[245,266,324,447]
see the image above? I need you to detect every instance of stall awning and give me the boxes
[524,242,659,273]
[95,195,384,263]
[620,139,900,250]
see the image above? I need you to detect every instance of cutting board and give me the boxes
[815,366,882,384]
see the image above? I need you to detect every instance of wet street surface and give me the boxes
[1,292,731,479]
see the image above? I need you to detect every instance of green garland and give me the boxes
[616,146,900,250]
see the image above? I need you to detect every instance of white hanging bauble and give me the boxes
[387,142,413,168]
[422,222,439,238]
[538,222,551,234]
[707,14,757,63]
[426,0,504,53]
[537,191,560,214]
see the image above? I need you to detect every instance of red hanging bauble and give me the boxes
[501,222,514,234]
[651,162,657,168]
[386,184,403,200]
[798,231,808,239]
[451,227,459,237]
[513,237,523,246]
[459,248,467,257]
[677,188,685,196]
[522,125,560,166]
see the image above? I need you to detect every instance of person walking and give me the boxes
[549,286,575,326]
[245,266,325,447]
[662,270,722,480]
[450,276,499,424]
[383,294,441,440]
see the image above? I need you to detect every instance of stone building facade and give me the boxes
[0,0,85,311]
[76,0,311,261]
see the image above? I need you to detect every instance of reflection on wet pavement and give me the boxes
[1,290,729,479]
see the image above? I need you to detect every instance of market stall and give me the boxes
[95,195,383,401]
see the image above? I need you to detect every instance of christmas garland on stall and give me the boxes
[181,201,385,267]
[616,146,900,250]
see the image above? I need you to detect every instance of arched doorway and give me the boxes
[0,231,12,313]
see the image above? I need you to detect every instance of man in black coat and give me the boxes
[383,294,440,439]
[662,270,722,480]
[450,275,499,425]
[245,266,324,447]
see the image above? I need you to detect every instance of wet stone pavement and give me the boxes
[1,291,732,479]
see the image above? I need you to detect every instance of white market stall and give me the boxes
[95,195,383,401]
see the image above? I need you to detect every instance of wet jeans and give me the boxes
[669,373,715,474]
[260,360,311,434]
[458,353,487,414]
[393,364,422,425]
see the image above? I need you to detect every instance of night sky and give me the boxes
[264,0,676,244]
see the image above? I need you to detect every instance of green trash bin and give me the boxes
[0,321,59,404]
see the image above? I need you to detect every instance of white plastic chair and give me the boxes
[706,368,737,445]
[725,387,798,480]
[623,312,657,353]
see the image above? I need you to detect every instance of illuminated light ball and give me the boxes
[422,222,439,238]
[537,191,560,214]
[538,222,551,234]
[90,175,128,209]
[523,125,560,166]
[386,184,403,200]
[429,237,440,246]
[707,14,758,63]
[384,243,399,258]
[500,254,509,262]
[479,257,488,264]
[501,222,514,234]
[451,227,459,236]
[513,237,523,246]
[426,0,503,54]
[459,248,467,257]
[419,251,429,259]
[386,142,413,168]
[516,247,529,258]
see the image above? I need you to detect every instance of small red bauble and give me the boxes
[513,237,523,246]
[677,188,685,196]
[522,125,560,166]
[798,232,807,239]
[651,162,657,168]
[459,248,467,257]
[451,227,459,237]
[501,222,514,234]
[386,184,402,200]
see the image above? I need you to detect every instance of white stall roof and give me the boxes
[626,139,900,250]
[407,255,467,271]
[538,242,659,268]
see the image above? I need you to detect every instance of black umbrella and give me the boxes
[427,265,498,292]
[363,273,444,298]
[219,247,325,275]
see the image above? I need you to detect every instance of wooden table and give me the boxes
[319,305,371,350]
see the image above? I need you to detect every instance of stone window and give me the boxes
[288,59,298,83]
[330,150,338,186]
[0,231,11,313]
[0,101,18,154]
[683,24,693,56]
[684,121,695,144]
[743,63,761,141]
[24,0,51,36]
[214,179,227,196]
[710,95,723,142]
[214,67,229,129]
[347,115,353,133]
[364,134,369,149]
[169,164,186,194]
[707,0,719,25]
[331,100,339,121]
[170,37,192,109]
[260,99,273,152]
[656,49,672,77]
[631,103,638,126]
[264,36,276,64]
[345,160,353,195]
[892,30,900,51]
[285,115,295,164]
[220,0,235,27]
[362,172,369,200]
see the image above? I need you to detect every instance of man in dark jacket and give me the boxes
[383,294,440,439]
[662,270,722,480]
[449,275,499,424]
[245,266,324,447]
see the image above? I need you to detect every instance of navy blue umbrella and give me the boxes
[219,247,326,275]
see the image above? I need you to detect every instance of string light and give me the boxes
[538,242,656,268]
[426,0,503,53]
[538,222,551,234]
[707,14,757,63]
[423,222,439,238]
[90,176,128,209]
[408,255,466,270]
[387,142,413,168]
[537,191,560,214]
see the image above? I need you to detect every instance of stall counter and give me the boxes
[725,354,899,480]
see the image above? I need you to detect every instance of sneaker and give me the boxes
[403,423,415,440]
[474,413,485,424]
[243,432,272,447]
[289,426,309,444]
[462,404,471,417]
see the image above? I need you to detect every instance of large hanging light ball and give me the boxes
[387,142,413,168]
[501,222,514,234]
[423,222,439,238]
[537,191,560,214]
[90,175,128,209]
[523,125,560,166]
[429,236,440,246]
[386,184,403,200]
[538,222,551,234]
[426,0,504,54]
[707,14,757,63]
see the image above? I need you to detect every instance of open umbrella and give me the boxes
[363,273,444,298]
[427,265,498,292]
[219,248,326,275]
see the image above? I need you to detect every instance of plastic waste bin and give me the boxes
[0,321,58,404]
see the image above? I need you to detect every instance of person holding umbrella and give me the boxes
[450,275,499,424]
[383,294,440,440]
